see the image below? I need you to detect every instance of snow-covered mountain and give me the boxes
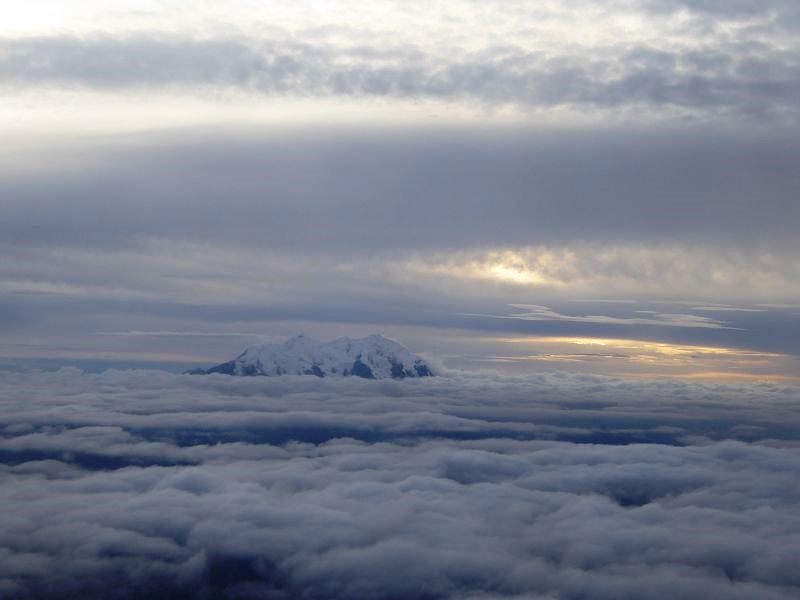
[191,334,434,379]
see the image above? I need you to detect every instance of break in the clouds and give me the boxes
[1,370,800,599]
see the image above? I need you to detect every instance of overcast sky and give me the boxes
[1,0,799,380]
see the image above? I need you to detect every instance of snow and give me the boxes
[202,334,433,379]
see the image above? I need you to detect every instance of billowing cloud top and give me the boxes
[1,369,800,598]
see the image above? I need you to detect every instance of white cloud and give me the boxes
[2,1,799,127]
[0,370,799,598]
[479,304,733,329]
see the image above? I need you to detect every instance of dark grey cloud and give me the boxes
[641,0,799,19]
[1,370,799,598]
[2,126,799,252]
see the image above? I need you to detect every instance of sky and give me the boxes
[2,4,800,599]
[2,0,800,381]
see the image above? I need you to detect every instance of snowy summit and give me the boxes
[191,334,434,379]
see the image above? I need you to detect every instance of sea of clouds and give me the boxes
[1,369,799,599]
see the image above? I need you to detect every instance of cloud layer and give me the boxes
[1,370,799,598]
[2,0,800,121]
[1,31,797,120]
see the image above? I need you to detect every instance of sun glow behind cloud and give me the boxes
[406,246,800,301]
[0,233,797,379]
[484,336,797,382]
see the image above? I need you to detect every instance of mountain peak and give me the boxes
[195,335,433,379]
[285,333,315,347]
